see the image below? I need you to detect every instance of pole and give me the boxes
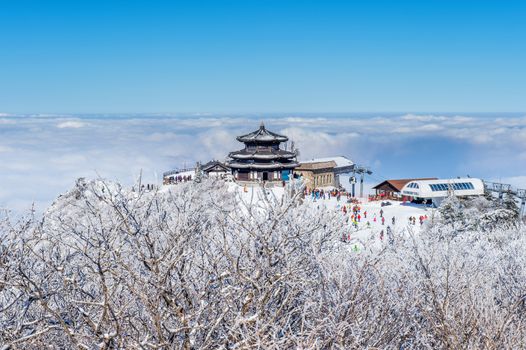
[360,172,364,198]
[519,189,526,218]
[351,170,356,197]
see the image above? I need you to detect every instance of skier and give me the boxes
[392,216,395,225]
[364,210,367,219]
[380,209,384,218]
[380,230,384,241]
[381,216,385,225]
[357,214,361,222]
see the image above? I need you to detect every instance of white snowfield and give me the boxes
[230,181,434,250]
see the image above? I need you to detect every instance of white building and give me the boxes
[401,178,484,206]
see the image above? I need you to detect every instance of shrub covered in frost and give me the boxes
[0,179,525,349]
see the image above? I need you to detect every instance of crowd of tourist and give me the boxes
[302,191,431,247]
[304,188,353,202]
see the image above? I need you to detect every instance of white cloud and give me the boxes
[145,132,181,142]
[0,145,13,153]
[57,120,87,128]
[50,154,89,166]
[400,114,447,122]
[0,113,525,213]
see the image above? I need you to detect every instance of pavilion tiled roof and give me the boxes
[229,148,296,160]
[236,122,288,143]
[201,160,230,172]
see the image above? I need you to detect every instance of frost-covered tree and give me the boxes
[437,190,520,233]
[503,190,520,220]
[1,178,526,349]
[437,194,465,230]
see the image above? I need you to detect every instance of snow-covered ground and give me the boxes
[228,182,436,250]
[311,196,434,248]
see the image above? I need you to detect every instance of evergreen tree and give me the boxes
[502,190,520,220]
[439,194,464,226]
[483,187,498,204]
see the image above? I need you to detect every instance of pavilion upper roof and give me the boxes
[236,122,288,143]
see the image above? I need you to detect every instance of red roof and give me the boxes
[372,178,438,192]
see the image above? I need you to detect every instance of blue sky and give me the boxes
[0,0,525,113]
[0,2,525,211]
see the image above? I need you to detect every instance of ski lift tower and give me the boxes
[519,189,526,218]
[349,165,373,198]
[484,180,526,218]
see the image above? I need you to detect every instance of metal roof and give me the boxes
[300,156,354,169]
[372,178,438,192]
[401,178,485,198]
[296,161,337,171]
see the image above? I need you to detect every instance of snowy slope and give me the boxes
[225,181,435,251]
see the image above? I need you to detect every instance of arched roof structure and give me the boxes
[401,178,484,198]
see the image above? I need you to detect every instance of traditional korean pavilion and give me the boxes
[227,123,299,182]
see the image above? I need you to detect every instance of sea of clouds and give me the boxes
[0,113,525,213]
